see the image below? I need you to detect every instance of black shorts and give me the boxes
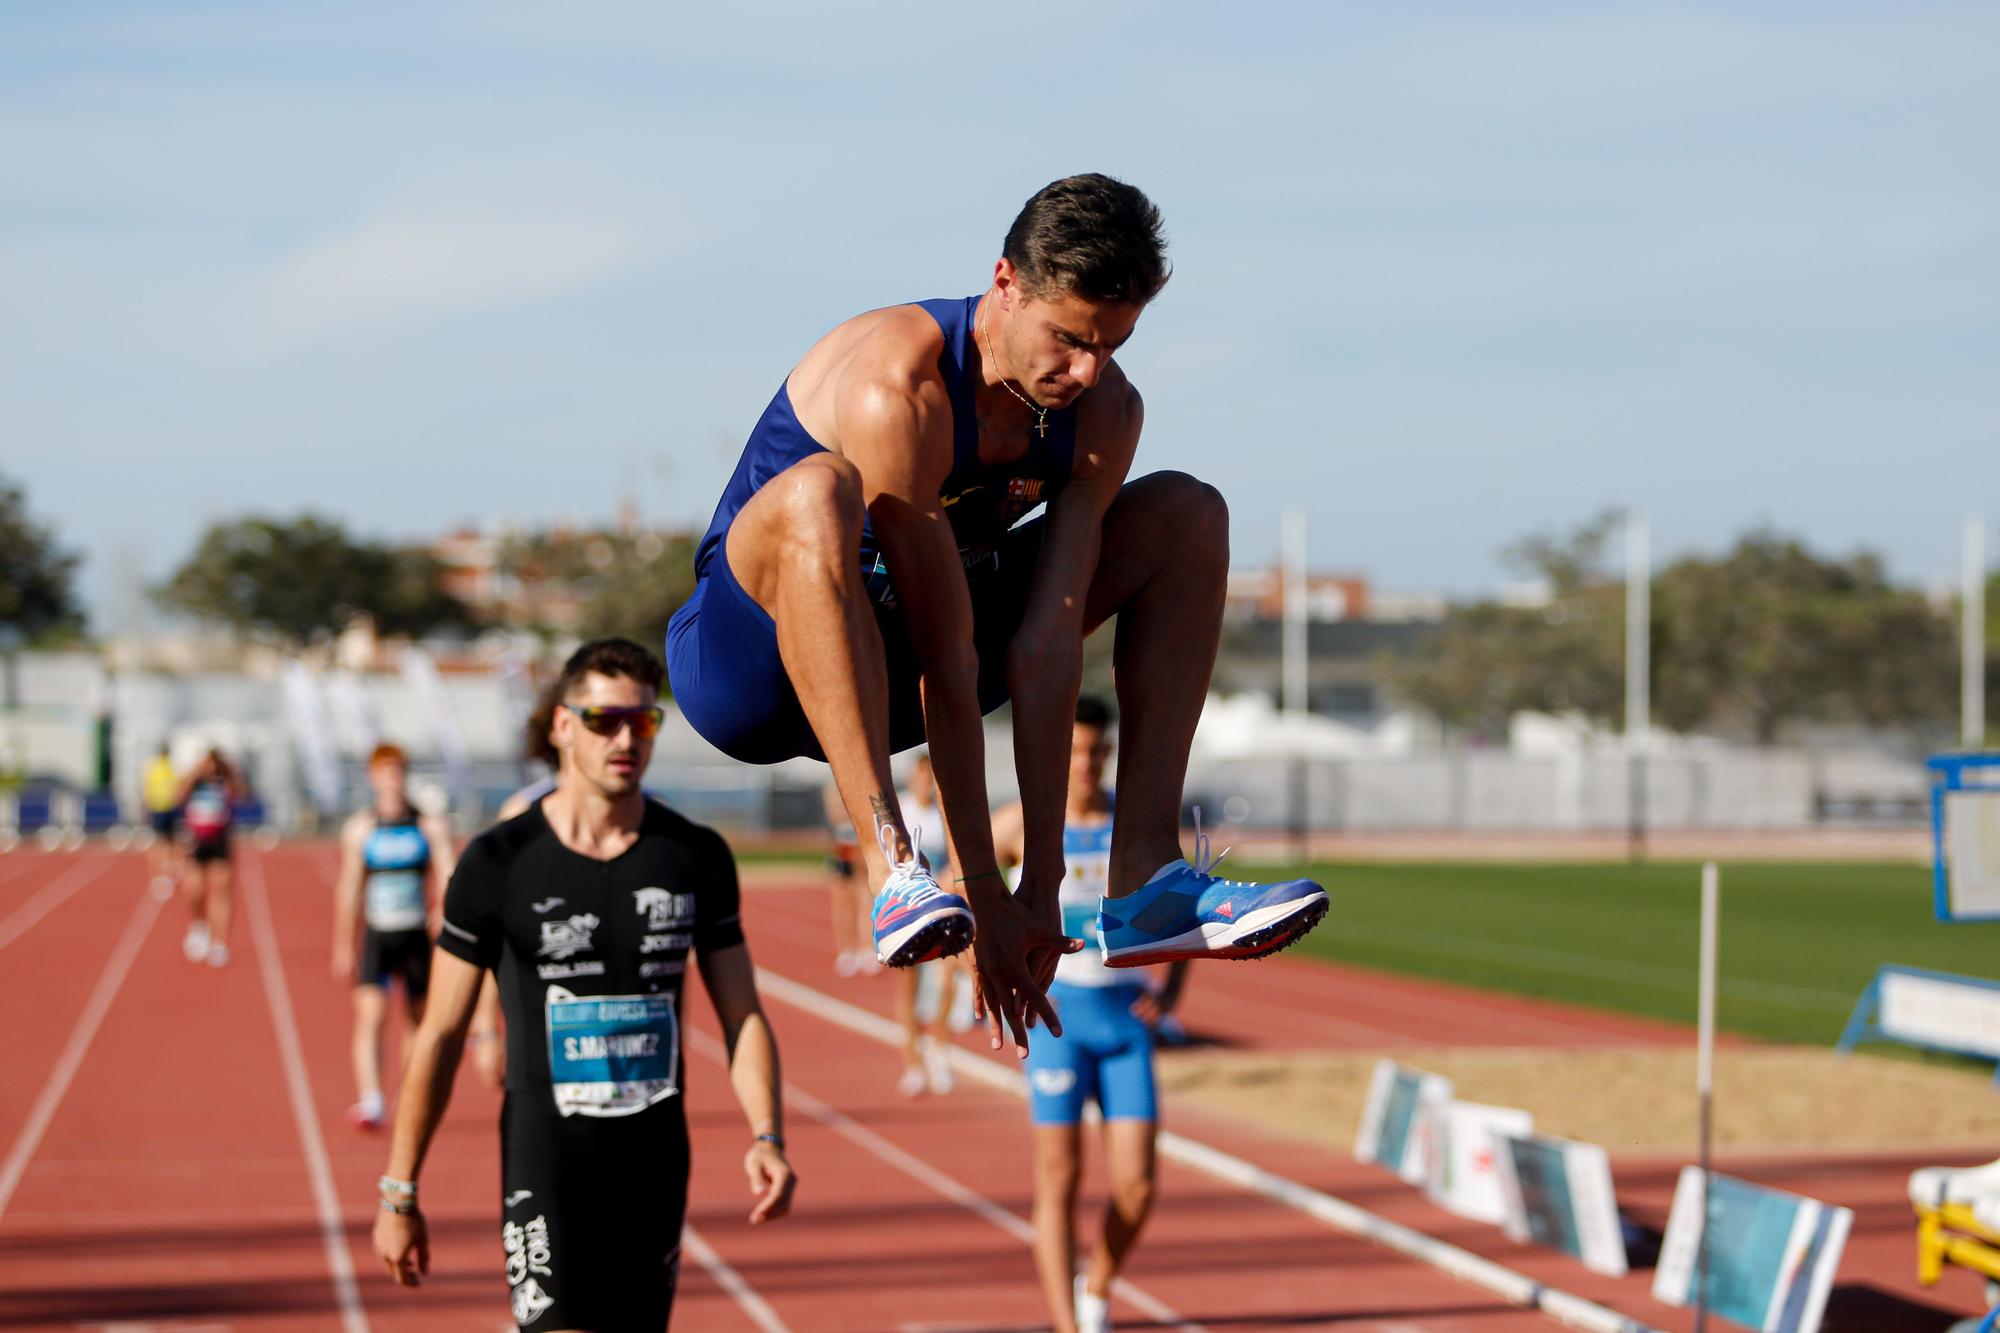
[189,832,231,864]
[668,515,1046,764]
[358,927,431,996]
[148,809,179,838]
[499,1097,691,1331]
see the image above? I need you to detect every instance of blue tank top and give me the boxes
[692,295,1079,608]
[362,816,431,932]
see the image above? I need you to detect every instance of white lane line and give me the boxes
[686,1028,1204,1333]
[0,875,163,1221]
[681,1221,791,1333]
[0,860,112,952]
[750,967,1659,1333]
[241,852,370,1333]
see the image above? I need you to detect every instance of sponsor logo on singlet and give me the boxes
[537,914,598,961]
[634,886,695,930]
[537,960,606,980]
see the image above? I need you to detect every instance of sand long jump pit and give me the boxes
[1160,1044,2000,1156]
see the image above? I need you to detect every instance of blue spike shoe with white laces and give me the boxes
[870,826,974,968]
[1098,809,1328,968]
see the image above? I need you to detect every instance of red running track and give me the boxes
[0,846,1981,1331]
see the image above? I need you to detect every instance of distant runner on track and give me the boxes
[373,639,795,1329]
[142,743,182,900]
[175,748,246,968]
[667,173,1328,1055]
[994,696,1187,1333]
[331,742,455,1131]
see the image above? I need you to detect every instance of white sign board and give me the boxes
[1353,1060,1452,1186]
[1654,1168,1851,1333]
[1945,790,2000,918]
[1427,1100,1533,1226]
[1493,1131,1627,1276]
[1877,968,2000,1061]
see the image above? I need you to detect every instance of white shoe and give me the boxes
[834,951,861,978]
[897,1065,929,1098]
[206,941,230,968]
[923,1038,955,1095]
[1910,1158,2000,1210]
[182,921,211,962]
[1074,1273,1111,1333]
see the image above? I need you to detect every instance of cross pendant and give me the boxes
[1033,412,1048,439]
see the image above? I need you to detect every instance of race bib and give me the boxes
[365,870,427,932]
[184,788,230,840]
[1060,900,1101,946]
[544,987,679,1118]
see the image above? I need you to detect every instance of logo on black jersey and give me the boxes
[634,886,694,931]
[537,913,599,960]
[532,897,565,914]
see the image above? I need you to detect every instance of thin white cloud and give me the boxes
[244,200,662,351]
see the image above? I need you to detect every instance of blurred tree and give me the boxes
[575,530,698,653]
[0,471,85,643]
[369,547,481,639]
[1398,514,1958,744]
[1395,510,1624,738]
[1653,529,1955,744]
[157,514,475,646]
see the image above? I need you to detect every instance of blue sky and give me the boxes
[4,3,1996,629]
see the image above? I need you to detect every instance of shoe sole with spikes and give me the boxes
[876,906,973,969]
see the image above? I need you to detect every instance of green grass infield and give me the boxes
[1252,860,1999,1047]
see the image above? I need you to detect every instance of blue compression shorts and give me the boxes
[1023,980,1158,1126]
[666,514,1048,765]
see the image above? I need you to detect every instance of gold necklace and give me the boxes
[978,305,1049,439]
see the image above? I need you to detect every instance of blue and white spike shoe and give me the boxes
[1098,809,1328,968]
[870,825,974,968]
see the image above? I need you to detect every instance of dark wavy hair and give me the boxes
[1003,174,1169,305]
[555,638,664,702]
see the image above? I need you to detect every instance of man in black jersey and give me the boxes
[372,639,795,1331]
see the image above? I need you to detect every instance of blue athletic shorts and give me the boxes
[1023,980,1158,1126]
[666,516,1047,765]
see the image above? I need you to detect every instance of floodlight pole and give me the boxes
[1695,860,1719,1333]
[1282,509,1309,860]
[1967,515,1987,749]
[1626,511,1651,862]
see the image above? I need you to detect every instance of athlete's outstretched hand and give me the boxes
[374,1205,430,1287]
[967,876,1080,1057]
[744,1140,796,1225]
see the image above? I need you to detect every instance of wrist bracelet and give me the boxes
[379,1197,418,1215]
[378,1174,416,1199]
[754,1132,785,1151]
[954,869,1004,885]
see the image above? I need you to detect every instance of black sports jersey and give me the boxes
[438,800,744,1119]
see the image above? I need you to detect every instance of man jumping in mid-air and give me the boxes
[668,174,1327,1053]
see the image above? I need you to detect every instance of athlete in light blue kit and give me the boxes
[667,174,1327,1055]
[333,743,456,1131]
[994,697,1188,1333]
